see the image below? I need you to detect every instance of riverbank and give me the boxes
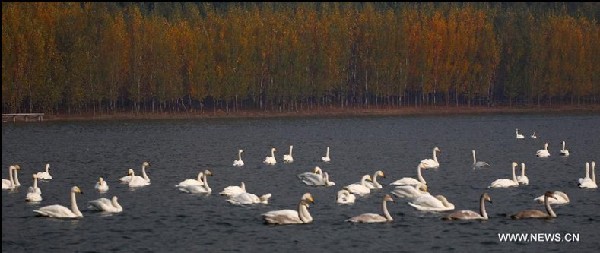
[17,104,594,122]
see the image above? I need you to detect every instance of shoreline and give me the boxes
[6,105,600,122]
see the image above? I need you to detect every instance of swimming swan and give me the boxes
[443,193,491,220]
[531,132,537,139]
[26,174,43,202]
[322,147,331,163]
[2,165,19,190]
[176,170,210,187]
[559,141,569,157]
[409,194,455,211]
[88,196,123,213]
[336,189,356,205]
[390,163,427,186]
[345,175,372,196]
[227,193,272,205]
[177,170,213,194]
[511,191,557,219]
[35,163,53,180]
[516,163,529,185]
[233,149,245,167]
[515,128,524,139]
[488,162,519,188]
[365,170,385,189]
[420,147,441,169]
[391,183,429,199]
[95,177,109,193]
[347,194,395,223]
[536,143,550,158]
[33,186,83,218]
[472,150,490,169]
[262,193,314,225]
[120,169,135,183]
[283,145,294,163]
[579,161,597,189]
[220,182,247,196]
[534,191,569,205]
[264,148,277,165]
[298,166,324,186]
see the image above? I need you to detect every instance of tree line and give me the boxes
[2,2,598,114]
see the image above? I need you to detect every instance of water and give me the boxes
[2,113,600,252]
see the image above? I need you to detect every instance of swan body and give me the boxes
[177,170,213,194]
[420,147,440,169]
[443,193,491,220]
[88,196,123,213]
[345,175,372,196]
[559,141,569,157]
[120,169,135,183]
[488,162,519,188]
[512,191,557,219]
[95,177,109,192]
[536,143,550,158]
[534,191,569,205]
[263,148,277,165]
[220,182,246,196]
[262,193,314,225]
[336,189,356,205]
[33,186,83,218]
[531,132,537,139]
[35,163,53,180]
[283,145,294,163]
[298,166,324,185]
[409,194,455,211]
[233,149,244,167]
[516,163,529,185]
[515,128,525,139]
[391,183,429,199]
[390,163,427,186]
[227,193,271,205]
[347,194,394,223]
[127,162,151,187]
[26,174,43,202]
[322,147,331,162]
[472,150,490,169]
[364,170,385,189]
[2,165,18,190]
[579,161,597,189]
[175,170,210,187]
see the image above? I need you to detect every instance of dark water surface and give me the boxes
[3,114,599,252]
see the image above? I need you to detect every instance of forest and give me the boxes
[2,2,599,114]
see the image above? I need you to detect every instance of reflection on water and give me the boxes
[2,114,600,252]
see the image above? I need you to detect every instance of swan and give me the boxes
[472,150,490,169]
[536,143,550,157]
[336,189,356,205]
[88,196,123,213]
[33,186,83,218]
[409,194,455,211]
[233,149,244,167]
[220,182,247,196]
[391,183,429,199]
[579,161,597,189]
[2,165,18,190]
[420,147,440,169]
[175,170,210,187]
[515,128,525,139]
[26,174,43,202]
[262,193,314,225]
[128,170,150,187]
[511,191,557,219]
[322,147,331,163]
[364,170,385,189]
[534,191,569,205]
[516,163,529,185]
[227,193,272,205]
[559,141,569,157]
[35,163,53,180]
[263,148,277,165]
[443,193,492,220]
[347,194,395,223]
[345,175,372,196]
[139,161,151,182]
[298,166,324,186]
[488,162,519,188]
[95,177,109,192]
[283,145,294,163]
[120,169,135,183]
[531,132,537,139]
[390,163,427,186]
[177,170,213,194]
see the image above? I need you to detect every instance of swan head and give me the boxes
[32,174,38,179]
[482,192,492,203]
[521,163,526,170]
[361,175,372,182]
[12,164,21,170]
[511,162,518,168]
[99,177,104,183]
[72,186,83,194]
[46,163,50,169]
[434,147,441,152]
[127,169,134,176]
[142,161,150,168]
[240,182,246,190]
[239,149,244,153]
[383,194,395,203]
[302,193,314,204]
[112,196,118,202]
[204,170,213,176]
[376,170,385,178]
[313,166,322,174]
[271,148,276,152]
[544,143,549,149]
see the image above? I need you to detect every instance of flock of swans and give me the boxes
[2,130,597,225]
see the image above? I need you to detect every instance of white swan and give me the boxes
[579,161,597,189]
[336,189,356,205]
[322,147,331,163]
[262,193,314,225]
[283,145,294,163]
[88,196,123,213]
[233,149,245,167]
[409,194,455,211]
[298,166,324,186]
[420,147,440,169]
[33,186,83,218]
[175,170,210,187]
[516,163,529,185]
[536,143,550,157]
[26,174,43,202]
[488,162,519,188]
[220,182,247,197]
[534,191,569,205]
[531,132,537,139]
[35,163,53,180]
[347,194,394,223]
[227,193,271,205]
[263,148,277,165]
[512,191,557,219]
[391,183,429,199]
[95,177,109,193]
[345,175,372,196]
[119,169,135,183]
[390,163,427,186]
[2,165,18,190]
[443,193,492,220]
[515,128,525,139]
[365,170,385,189]
[128,170,150,187]
[177,170,213,194]
[559,141,570,157]
[472,150,490,169]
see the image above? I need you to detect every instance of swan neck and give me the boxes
[472,151,476,163]
[432,149,438,162]
[141,165,149,180]
[417,166,426,184]
[480,195,488,219]
[383,200,392,221]
[511,165,517,182]
[326,147,329,157]
[592,164,596,183]
[197,172,203,181]
[289,146,293,155]
[270,149,275,157]
[545,195,556,217]
[372,172,379,184]
[585,164,590,178]
[521,164,526,177]
[298,202,312,223]
[33,176,38,189]
[238,151,242,160]
[562,142,566,150]
[13,168,20,185]
[8,167,14,186]
[202,173,209,189]
[46,164,50,173]
[112,198,122,210]
[71,190,82,217]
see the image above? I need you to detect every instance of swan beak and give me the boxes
[307,196,315,204]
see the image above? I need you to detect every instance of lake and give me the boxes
[2,113,600,252]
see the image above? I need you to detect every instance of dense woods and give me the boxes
[2,2,599,114]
